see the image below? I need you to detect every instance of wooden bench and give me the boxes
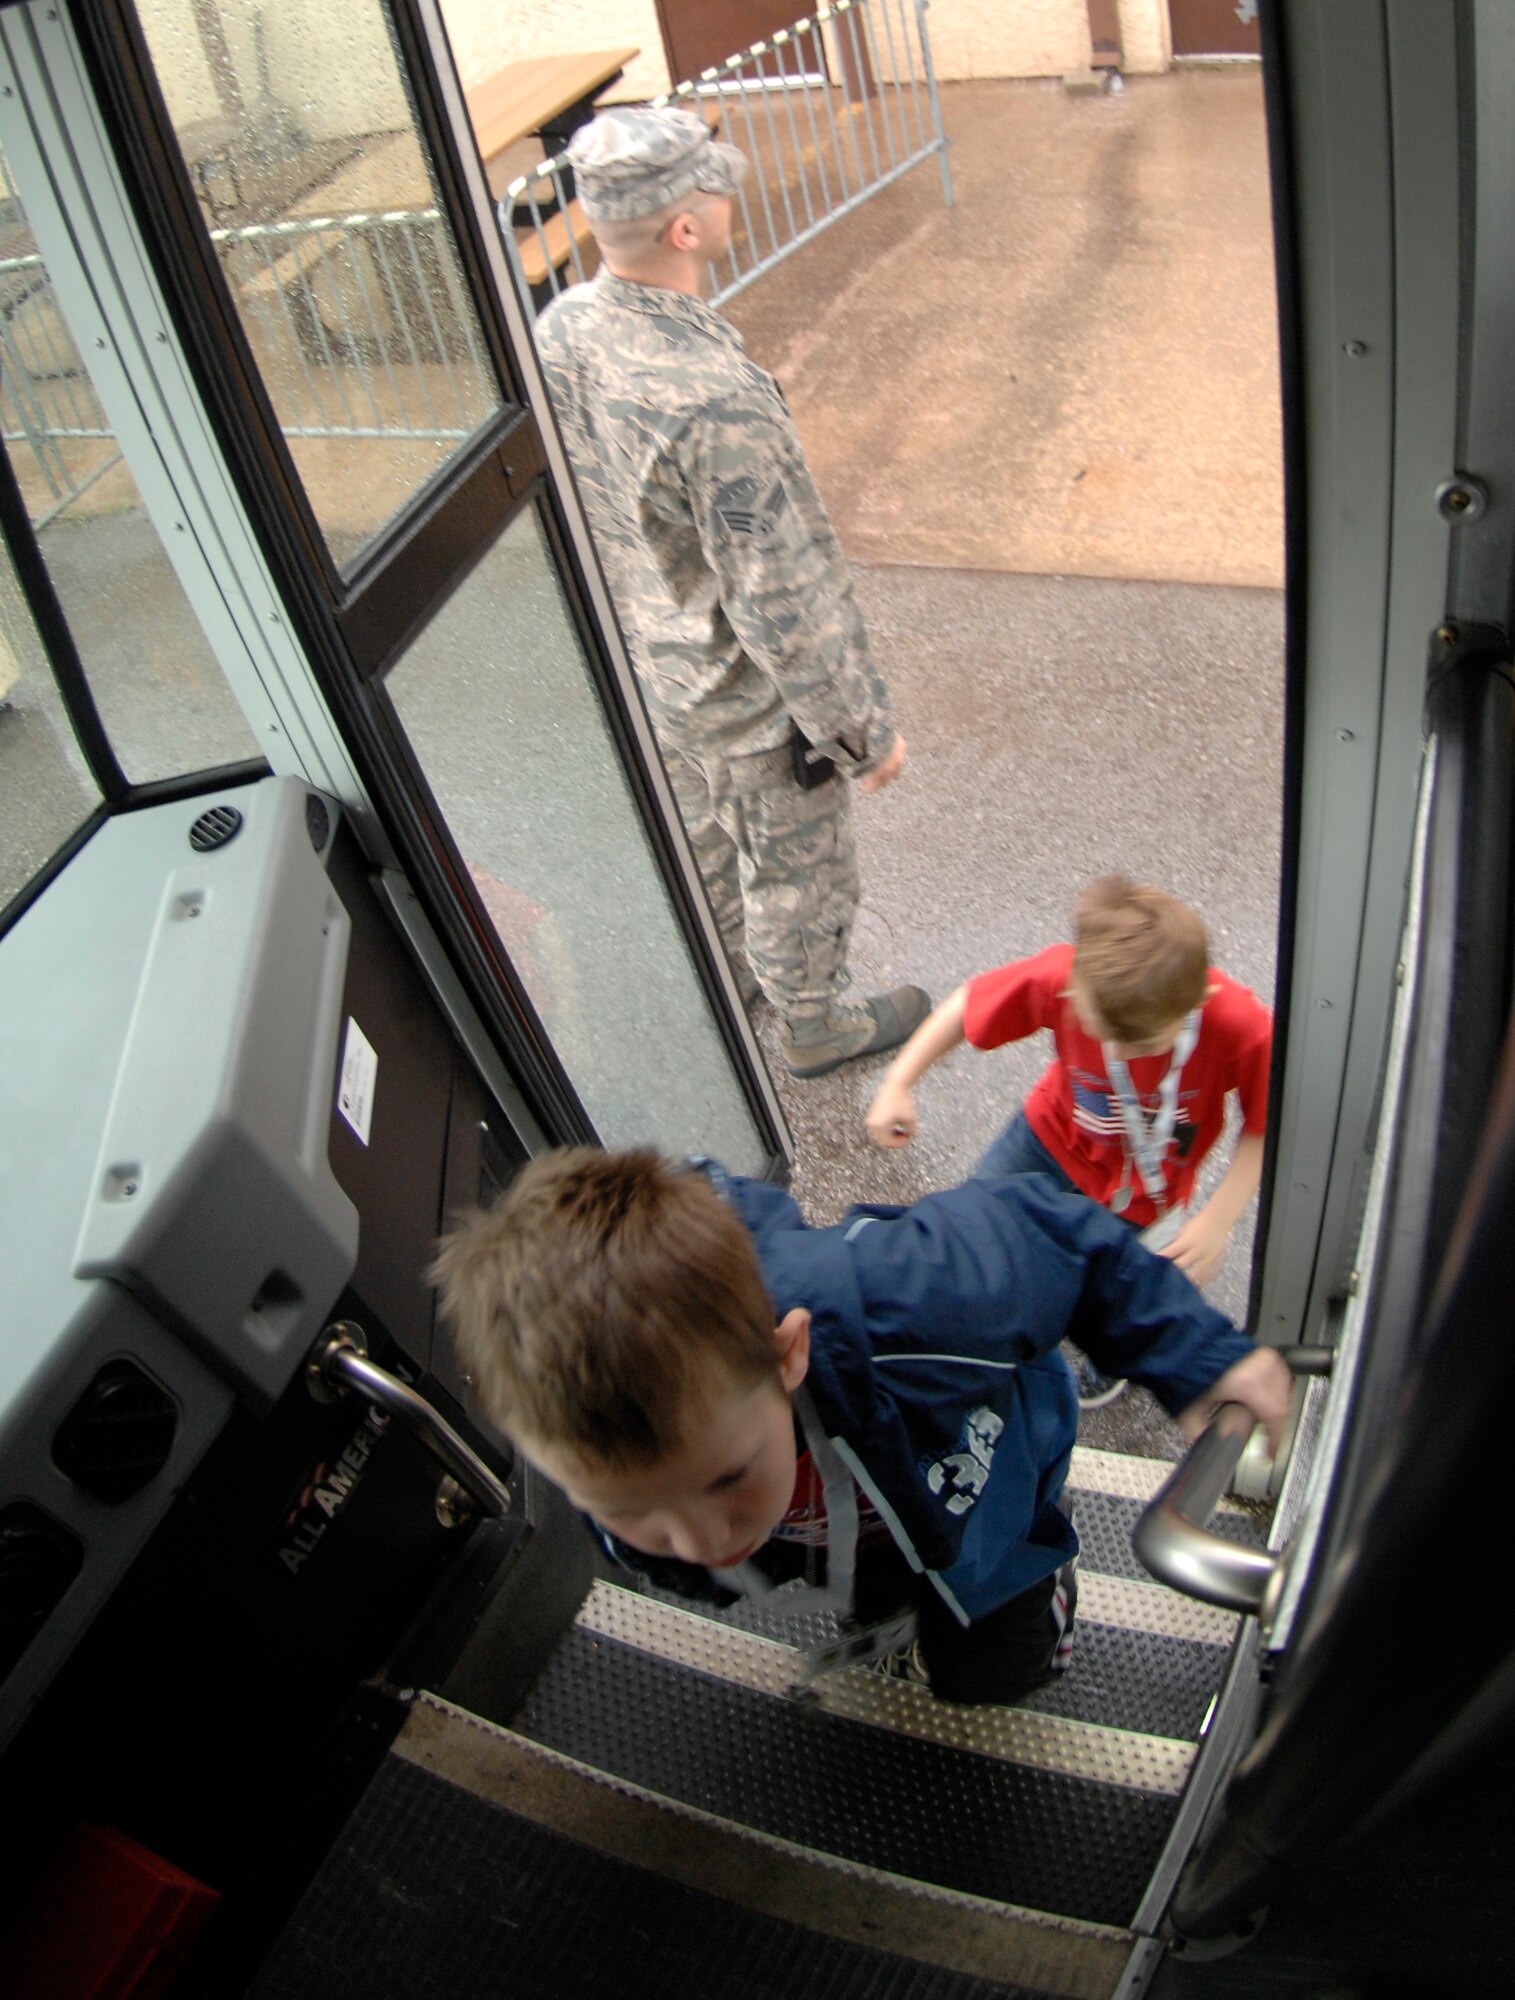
[513,198,597,293]
[465,49,640,166]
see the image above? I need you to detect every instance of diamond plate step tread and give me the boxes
[510,1623,1178,1928]
[618,1553,1239,1728]
[399,1699,1137,2000]
[629,1584,1227,1740]
[1066,1445,1272,1506]
[1003,1618,1228,1739]
[1068,1487,1270,1585]
[580,1581,1196,1793]
[249,1747,1091,2000]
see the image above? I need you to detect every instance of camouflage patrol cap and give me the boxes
[567,106,748,224]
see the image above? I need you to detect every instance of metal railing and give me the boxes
[209,209,494,442]
[502,0,953,317]
[1,245,124,529]
[3,2,950,522]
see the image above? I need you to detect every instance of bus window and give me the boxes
[134,0,506,574]
[385,499,771,1169]
[0,530,100,911]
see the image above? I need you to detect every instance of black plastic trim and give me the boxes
[1173,1009,1515,1941]
[116,756,270,813]
[337,417,544,679]
[1248,0,1309,1333]
[1172,634,1515,1941]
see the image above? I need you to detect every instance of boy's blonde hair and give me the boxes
[431,1147,778,1467]
[1072,875,1209,1042]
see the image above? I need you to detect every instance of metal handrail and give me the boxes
[1131,1402,1280,1615]
[306,1320,511,1518]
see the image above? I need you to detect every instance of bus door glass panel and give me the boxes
[385,501,769,1172]
[0,530,100,911]
[0,142,258,821]
[133,0,502,574]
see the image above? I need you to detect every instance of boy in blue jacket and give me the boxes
[434,1148,1292,1705]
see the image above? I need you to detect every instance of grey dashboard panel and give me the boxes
[65,779,359,1406]
[1,777,360,1748]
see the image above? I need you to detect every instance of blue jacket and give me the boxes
[607,1170,1255,1625]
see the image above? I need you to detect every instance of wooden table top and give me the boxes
[464,48,640,164]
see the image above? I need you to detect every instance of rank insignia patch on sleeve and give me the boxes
[718,476,788,539]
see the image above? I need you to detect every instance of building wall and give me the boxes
[441,0,671,102]
[142,0,413,138]
[1117,0,1173,73]
[436,2,1175,95]
[138,2,1177,141]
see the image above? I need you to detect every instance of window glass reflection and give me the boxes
[0,530,100,914]
[0,141,260,794]
[135,0,503,571]
[387,504,767,1172]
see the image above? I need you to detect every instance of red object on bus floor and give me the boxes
[0,1822,220,1999]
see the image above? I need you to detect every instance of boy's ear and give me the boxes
[774,1307,811,1392]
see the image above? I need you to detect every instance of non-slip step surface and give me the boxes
[578,1582,1196,1793]
[622,1575,1231,1743]
[249,1751,1067,2000]
[1069,1488,1270,1586]
[511,1625,1176,1927]
[1013,1618,1228,1740]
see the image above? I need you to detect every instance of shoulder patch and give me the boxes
[717,475,789,540]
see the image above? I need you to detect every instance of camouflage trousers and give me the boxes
[661,738,859,1032]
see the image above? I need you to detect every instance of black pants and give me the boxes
[853,1539,1076,1707]
[916,1564,1074,1705]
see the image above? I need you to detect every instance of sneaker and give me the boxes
[1074,1352,1127,1409]
[1048,1559,1078,1674]
[865,1637,931,1688]
[782,985,932,1079]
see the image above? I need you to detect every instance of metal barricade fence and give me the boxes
[2,2,947,525]
[1,250,124,530]
[502,0,952,317]
[208,209,493,442]
[1,206,496,530]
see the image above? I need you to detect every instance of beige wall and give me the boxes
[1117,0,1173,73]
[441,0,672,101]
[139,2,1178,140]
[928,0,1089,79]
[437,2,1174,94]
[141,0,411,139]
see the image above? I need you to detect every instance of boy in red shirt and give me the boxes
[865,876,1272,1401]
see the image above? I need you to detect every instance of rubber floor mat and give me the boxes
[249,1754,1057,2000]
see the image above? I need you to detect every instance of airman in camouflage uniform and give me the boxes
[535,106,929,1077]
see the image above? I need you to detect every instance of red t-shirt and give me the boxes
[771,1450,892,1553]
[963,943,1272,1226]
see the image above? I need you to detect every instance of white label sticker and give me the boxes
[337,1017,378,1145]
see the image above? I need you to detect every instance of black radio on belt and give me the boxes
[791,729,837,790]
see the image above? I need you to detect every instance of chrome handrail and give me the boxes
[1131,1402,1281,1615]
[306,1321,511,1519]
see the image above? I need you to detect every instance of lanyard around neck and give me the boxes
[710,1383,859,1619]
[1102,1009,1201,1203]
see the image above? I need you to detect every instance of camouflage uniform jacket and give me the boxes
[537,272,894,771]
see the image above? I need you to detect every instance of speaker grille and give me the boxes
[52,1360,178,1503]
